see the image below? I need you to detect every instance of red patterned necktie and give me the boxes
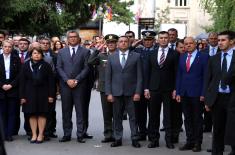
[186,53,192,72]
[20,52,24,64]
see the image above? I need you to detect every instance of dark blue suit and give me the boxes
[134,46,156,139]
[176,51,209,145]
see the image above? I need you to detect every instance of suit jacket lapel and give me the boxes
[228,50,235,73]
[0,55,6,78]
[73,46,82,62]
[123,52,133,69]
[153,47,159,68]
[114,51,122,70]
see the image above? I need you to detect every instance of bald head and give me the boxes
[29,42,41,52]
[184,37,197,53]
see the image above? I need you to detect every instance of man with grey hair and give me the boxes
[57,30,90,143]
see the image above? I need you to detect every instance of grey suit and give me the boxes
[57,46,90,138]
[105,50,142,140]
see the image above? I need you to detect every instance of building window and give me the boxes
[175,0,188,6]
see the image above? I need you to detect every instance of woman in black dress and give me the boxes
[20,47,54,143]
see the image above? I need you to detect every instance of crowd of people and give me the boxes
[0,28,235,155]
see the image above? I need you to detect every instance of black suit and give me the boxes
[145,47,178,143]
[44,50,58,137]
[204,50,235,154]
[201,46,220,132]
[134,46,156,139]
[0,54,21,138]
[15,51,30,135]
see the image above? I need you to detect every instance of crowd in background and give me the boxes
[0,28,235,155]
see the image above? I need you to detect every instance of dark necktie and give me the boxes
[121,53,126,68]
[72,48,76,60]
[159,48,165,68]
[170,43,174,50]
[20,52,24,64]
[221,53,228,90]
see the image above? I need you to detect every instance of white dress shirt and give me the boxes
[3,54,11,79]
[69,45,79,57]
[119,50,129,64]
[157,47,169,64]
[209,45,218,56]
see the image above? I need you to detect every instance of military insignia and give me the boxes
[109,35,113,39]
[145,32,151,36]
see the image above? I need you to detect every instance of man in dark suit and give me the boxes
[40,37,58,139]
[0,40,21,141]
[201,32,220,133]
[133,30,157,141]
[176,37,209,152]
[88,34,118,143]
[144,31,178,149]
[57,30,90,143]
[168,28,179,50]
[204,31,235,155]
[105,36,142,148]
[14,38,31,136]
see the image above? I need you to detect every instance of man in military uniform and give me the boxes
[134,30,157,141]
[88,34,119,143]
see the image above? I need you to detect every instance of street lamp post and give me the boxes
[97,6,103,36]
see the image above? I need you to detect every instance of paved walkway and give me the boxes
[5,90,230,155]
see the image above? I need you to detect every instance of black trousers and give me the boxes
[171,99,183,138]
[181,96,203,145]
[0,97,18,137]
[148,91,173,143]
[203,109,212,131]
[100,92,113,138]
[45,101,57,136]
[211,93,230,154]
[82,86,92,135]
[134,95,149,137]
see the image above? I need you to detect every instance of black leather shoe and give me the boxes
[123,115,127,120]
[59,136,71,142]
[83,133,93,139]
[6,136,13,142]
[44,136,50,141]
[206,148,212,152]
[101,137,115,143]
[111,140,122,147]
[137,136,146,141]
[172,137,179,143]
[166,143,175,149]
[228,150,235,155]
[49,133,58,138]
[132,140,141,148]
[203,128,212,133]
[148,141,159,148]
[77,137,85,143]
[179,143,194,151]
[192,144,201,152]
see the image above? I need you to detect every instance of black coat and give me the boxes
[0,54,21,99]
[224,50,235,145]
[145,47,179,92]
[19,60,55,114]
[204,52,235,107]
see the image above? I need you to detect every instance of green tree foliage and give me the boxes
[200,0,235,32]
[0,0,134,36]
